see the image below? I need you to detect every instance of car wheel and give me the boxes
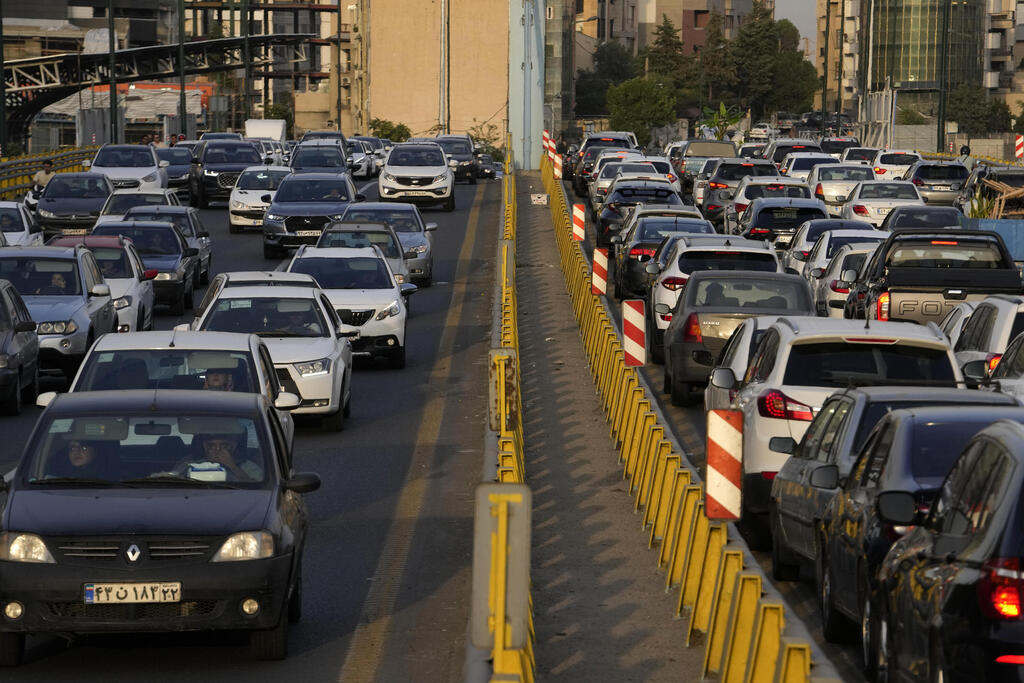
[21,365,39,404]
[662,363,671,394]
[875,605,892,683]
[322,405,345,431]
[650,329,665,365]
[818,539,853,642]
[342,386,352,418]
[770,509,801,581]
[0,631,25,667]
[170,287,186,316]
[420,270,432,288]
[388,344,406,369]
[189,183,200,208]
[2,371,22,416]
[136,309,145,332]
[469,174,477,185]
[443,194,455,212]
[249,610,289,660]
[184,283,194,311]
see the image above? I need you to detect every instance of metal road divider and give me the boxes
[0,148,99,200]
[539,154,841,683]
[468,142,537,683]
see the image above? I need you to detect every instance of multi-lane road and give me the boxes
[2,180,502,681]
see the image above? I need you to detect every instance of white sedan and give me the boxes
[839,181,925,227]
[228,165,292,233]
[0,201,43,246]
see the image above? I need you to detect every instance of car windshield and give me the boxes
[690,278,807,309]
[716,164,777,181]
[791,157,838,171]
[0,208,23,232]
[826,236,883,258]
[680,252,778,274]
[389,147,446,166]
[42,176,109,199]
[745,184,809,200]
[817,167,874,181]
[435,139,472,155]
[91,247,132,279]
[0,258,81,296]
[289,256,392,289]
[638,218,713,239]
[292,147,346,168]
[93,147,154,168]
[76,350,257,393]
[858,184,919,199]
[203,297,329,337]
[237,169,290,190]
[342,208,421,233]
[886,240,1004,268]
[203,145,262,165]
[104,193,169,214]
[274,179,351,202]
[879,153,919,165]
[890,209,965,228]
[782,342,955,387]
[157,147,193,164]
[93,226,180,255]
[124,211,191,235]
[820,139,860,154]
[756,206,827,228]
[844,148,877,161]
[20,413,269,487]
[317,229,401,258]
[917,165,968,181]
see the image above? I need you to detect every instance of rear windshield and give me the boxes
[886,240,1006,268]
[637,218,713,239]
[911,420,993,484]
[291,147,345,168]
[791,157,839,171]
[879,153,919,166]
[826,235,883,258]
[607,187,681,204]
[889,208,965,229]
[316,229,401,258]
[853,399,988,453]
[782,342,955,387]
[859,183,919,199]
[820,139,860,154]
[690,278,808,310]
[745,184,810,200]
[684,141,736,157]
[756,206,827,228]
[679,252,778,273]
[917,165,968,181]
[773,144,821,163]
[649,160,673,174]
[817,166,874,181]
[716,163,777,181]
[600,163,654,179]
[844,148,877,162]
[105,194,169,214]
[990,172,1024,187]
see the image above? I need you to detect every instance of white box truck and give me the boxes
[244,119,287,143]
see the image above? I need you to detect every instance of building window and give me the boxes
[610,19,615,38]
[547,5,554,20]
[695,10,709,29]
[576,0,584,12]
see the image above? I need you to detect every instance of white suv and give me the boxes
[379,142,455,212]
[287,246,416,368]
[708,317,961,521]
[953,295,1024,376]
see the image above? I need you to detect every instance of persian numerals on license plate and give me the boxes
[63,229,89,235]
[295,230,322,237]
[84,581,182,604]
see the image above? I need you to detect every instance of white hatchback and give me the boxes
[88,144,168,191]
[229,166,292,233]
[840,181,925,227]
[869,149,921,179]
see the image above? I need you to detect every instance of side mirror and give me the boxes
[424,222,438,232]
[284,472,322,494]
[400,282,418,297]
[809,464,840,489]
[36,391,58,409]
[261,194,273,203]
[876,490,917,526]
[809,267,825,279]
[83,160,92,168]
[355,193,366,202]
[645,262,661,275]
[962,359,988,382]
[158,160,170,168]
[841,269,858,283]
[185,247,199,257]
[90,283,110,297]
[142,268,158,281]
[793,251,809,262]
[709,367,737,389]
[173,323,191,332]
[196,231,210,239]
[768,437,797,455]
[14,320,36,333]
[273,392,301,411]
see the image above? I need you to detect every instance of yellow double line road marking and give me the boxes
[338,185,486,682]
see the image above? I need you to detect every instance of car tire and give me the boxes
[388,345,406,370]
[420,271,432,288]
[249,610,289,661]
[136,309,145,332]
[0,632,25,667]
[443,195,455,212]
[469,174,477,185]
[818,539,854,642]
[2,372,22,416]
[21,365,39,404]
[770,509,801,581]
[184,283,194,312]
[198,188,209,210]
[322,405,345,431]
[875,604,893,683]
[650,329,665,365]
[189,183,200,208]
[662,364,671,394]
[342,387,351,418]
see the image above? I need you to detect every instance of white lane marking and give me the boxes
[358,181,377,195]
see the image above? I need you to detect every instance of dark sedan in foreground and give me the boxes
[0,390,321,665]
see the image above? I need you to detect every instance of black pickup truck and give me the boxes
[843,229,1023,324]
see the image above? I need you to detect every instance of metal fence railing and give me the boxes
[0,148,98,201]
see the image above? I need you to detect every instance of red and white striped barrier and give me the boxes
[553,153,562,179]
[542,130,551,160]
[1016,135,1023,160]
[622,300,646,366]
[705,410,743,520]
[572,203,586,241]
[592,248,608,295]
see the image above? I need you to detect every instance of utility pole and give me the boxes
[0,0,7,156]
[836,0,845,124]
[336,6,343,131]
[242,0,251,121]
[178,0,187,137]
[438,0,447,133]
[108,0,118,144]
[820,0,830,139]
[936,0,953,153]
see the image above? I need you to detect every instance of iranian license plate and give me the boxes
[63,229,88,235]
[876,208,890,215]
[84,581,181,604]
[406,191,432,197]
[294,230,322,237]
[933,185,951,191]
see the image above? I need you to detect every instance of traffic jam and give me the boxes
[0,126,498,666]
[564,129,1024,682]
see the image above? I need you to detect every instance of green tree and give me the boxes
[698,11,734,104]
[699,101,745,140]
[1014,103,1024,134]
[606,76,676,147]
[368,118,411,141]
[729,1,777,117]
[896,109,927,125]
[989,100,1013,132]
[594,41,637,84]
[575,69,610,116]
[947,84,994,137]
[641,15,692,85]
[767,43,819,114]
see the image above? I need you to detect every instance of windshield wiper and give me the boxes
[120,475,239,488]
[29,477,117,486]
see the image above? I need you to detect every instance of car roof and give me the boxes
[240,165,292,173]
[636,204,700,213]
[48,235,126,249]
[323,221,392,233]
[889,205,960,213]
[124,206,192,215]
[771,316,948,343]
[344,201,416,212]
[92,330,257,352]
[679,236,769,250]
[109,188,172,196]
[48,389,263,415]
[47,172,109,180]
[687,271,797,285]
[823,229,886,239]
[293,246,379,259]
[887,405,1024,425]
[750,197,827,208]
[98,220,178,231]
[837,385,1012,403]
[0,245,78,258]
[876,149,918,156]
[279,172,350,181]
[222,271,317,283]
[212,285,323,299]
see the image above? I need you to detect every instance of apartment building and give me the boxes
[636,0,756,55]
[816,0,860,115]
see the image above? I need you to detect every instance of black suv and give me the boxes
[189,141,265,208]
[434,136,478,183]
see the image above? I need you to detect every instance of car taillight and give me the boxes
[748,227,772,237]
[706,204,721,211]
[760,471,778,480]
[709,181,729,190]
[799,250,810,259]
[988,353,1003,374]
[667,174,677,182]
[661,276,688,291]
[659,312,673,322]
[980,558,1024,620]
[911,177,923,186]
[814,183,824,198]
[779,168,788,174]
[874,167,887,174]
[757,389,814,421]
[682,313,702,343]
[830,279,850,294]
[876,291,890,320]
[996,655,1024,664]
[629,246,656,259]
[735,202,748,212]
[852,205,870,216]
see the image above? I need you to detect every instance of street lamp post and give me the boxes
[179,0,187,137]
[108,0,118,143]
[0,0,7,156]
[936,0,953,153]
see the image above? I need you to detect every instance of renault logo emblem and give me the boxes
[126,544,141,562]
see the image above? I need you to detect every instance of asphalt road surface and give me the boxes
[2,177,503,682]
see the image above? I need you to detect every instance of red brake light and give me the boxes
[911,178,924,186]
[799,250,810,259]
[741,163,754,167]
[852,204,870,216]
[667,174,677,182]
[931,240,958,245]
[706,204,721,211]
[996,655,1024,664]
[792,145,806,149]
[748,228,772,236]
[980,558,1024,620]
[760,471,778,480]
[874,166,887,174]
[629,246,656,259]
[757,389,814,421]
[735,202,748,212]
[815,183,824,198]
[876,291,890,321]
[660,276,688,291]
[709,181,729,190]
[682,313,702,343]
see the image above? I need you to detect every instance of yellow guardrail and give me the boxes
[0,147,99,201]
[539,154,838,683]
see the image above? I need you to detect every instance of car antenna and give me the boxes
[864,314,870,330]
[168,329,176,348]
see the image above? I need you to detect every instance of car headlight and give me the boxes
[204,169,220,177]
[376,299,402,320]
[0,533,55,563]
[265,213,285,222]
[211,531,274,562]
[294,358,331,376]
[113,295,132,309]
[230,200,244,209]
[460,160,471,166]
[37,320,78,335]
[384,174,397,182]
[409,244,429,254]
[154,272,178,281]
[433,174,447,183]
[38,209,56,218]
[142,173,157,182]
